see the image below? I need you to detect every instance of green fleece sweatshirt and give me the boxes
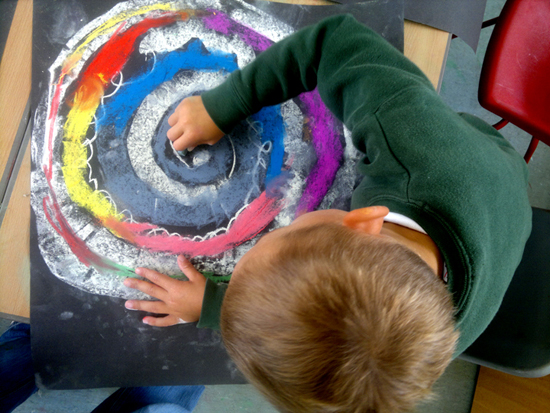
[198,14,532,355]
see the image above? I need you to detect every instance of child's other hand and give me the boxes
[167,96,224,151]
[123,255,206,327]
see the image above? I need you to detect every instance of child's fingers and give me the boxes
[124,299,167,314]
[172,137,192,152]
[168,112,178,126]
[167,124,184,142]
[123,275,167,301]
[177,255,205,283]
[134,267,181,291]
[142,315,181,327]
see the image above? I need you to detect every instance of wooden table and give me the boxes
[0,0,33,322]
[0,0,450,321]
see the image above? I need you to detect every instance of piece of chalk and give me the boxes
[177,149,188,157]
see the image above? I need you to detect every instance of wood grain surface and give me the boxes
[0,0,32,181]
[404,20,450,90]
[0,0,32,320]
[0,142,30,319]
[471,366,550,413]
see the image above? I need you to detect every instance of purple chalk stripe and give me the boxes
[296,90,344,214]
[203,10,272,52]
[202,10,344,214]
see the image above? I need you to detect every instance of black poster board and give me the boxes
[30,0,404,389]
[405,0,488,51]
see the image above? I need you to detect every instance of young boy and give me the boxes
[123,14,532,413]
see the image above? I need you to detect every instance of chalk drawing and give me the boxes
[31,0,361,299]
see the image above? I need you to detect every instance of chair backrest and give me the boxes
[478,0,550,144]
[461,208,550,377]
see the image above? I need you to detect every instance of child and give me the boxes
[123,14,532,413]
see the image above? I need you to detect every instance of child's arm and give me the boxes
[123,255,206,326]
[166,15,434,145]
[156,15,436,331]
[201,14,433,135]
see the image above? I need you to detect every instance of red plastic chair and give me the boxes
[478,0,550,163]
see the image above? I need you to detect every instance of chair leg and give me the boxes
[524,137,540,163]
[493,119,509,130]
[481,16,500,29]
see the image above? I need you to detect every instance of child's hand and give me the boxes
[123,255,206,327]
[167,96,225,151]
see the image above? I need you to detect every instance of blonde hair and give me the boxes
[221,223,458,413]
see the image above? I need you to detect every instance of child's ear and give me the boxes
[342,206,389,235]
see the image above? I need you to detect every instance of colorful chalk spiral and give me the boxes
[31,0,359,298]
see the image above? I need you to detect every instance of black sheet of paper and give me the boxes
[30,0,404,389]
[246,0,404,51]
[404,0,488,51]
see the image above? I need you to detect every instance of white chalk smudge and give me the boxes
[59,311,74,320]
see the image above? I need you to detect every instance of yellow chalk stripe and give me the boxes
[59,3,176,226]
[61,164,119,219]
[59,52,84,86]
[64,101,96,141]
[62,142,88,169]
[70,3,175,62]
[63,101,122,221]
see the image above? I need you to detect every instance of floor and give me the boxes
[3,0,550,411]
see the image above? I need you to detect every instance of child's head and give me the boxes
[221,208,458,413]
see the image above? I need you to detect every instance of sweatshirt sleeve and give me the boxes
[201,14,434,134]
[197,278,228,330]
